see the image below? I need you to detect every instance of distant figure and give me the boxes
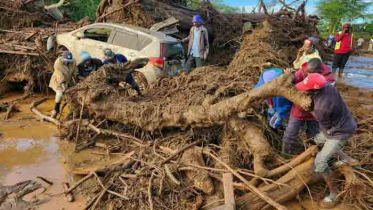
[368,38,373,52]
[357,37,365,50]
[77,51,103,78]
[332,22,354,78]
[326,34,335,48]
[181,15,210,74]
[49,51,77,118]
[103,48,142,96]
[255,68,292,129]
[293,39,321,69]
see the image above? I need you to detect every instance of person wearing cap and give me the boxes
[49,51,77,118]
[77,51,103,78]
[332,22,354,77]
[103,48,142,96]
[181,15,209,74]
[282,58,335,156]
[293,39,321,69]
[255,68,292,129]
[295,73,357,208]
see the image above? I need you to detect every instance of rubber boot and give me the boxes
[51,102,61,119]
[281,141,294,158]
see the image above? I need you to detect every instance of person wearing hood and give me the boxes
[293,39,321,69]
[49,51,77,118]
[282,58,336,156]
[255,68,292,129]
[103,48,142,96]
[181,15,209,74]
[77,51,103,78]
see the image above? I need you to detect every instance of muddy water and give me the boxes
[0,93,85,210]
[334,56,373,89]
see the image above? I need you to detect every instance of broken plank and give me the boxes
[0,50,39,56]
[223,173,235,210]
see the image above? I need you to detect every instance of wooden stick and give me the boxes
[159,139,203,166]
[0,49,39,56]
[65,173,94,194]
[83,191,101,210]
[223,173,235,209]
[107,190,129,200]
[205,151,288,210]
[62,182,74,202]
[30,98,61,126]
[164,164,180,186]
[91,189,106,210]
[75,94,86,150]
[4,103,16,120]
[148,171,155,210]
[36,176,53,185]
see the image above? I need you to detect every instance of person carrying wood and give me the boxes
[77,51,103,78]
[49,51,77,118]
[282,58,335,156]
[255,68,292,129]
[180,15,209,74]
[332,22,354,78]
[293,38,321,69]
[103,48,142,96]
[295,73,358,208]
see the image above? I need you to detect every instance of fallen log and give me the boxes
[180,147,214,195]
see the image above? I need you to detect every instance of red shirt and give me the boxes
[334,33,353,54]
[291,62,336,121]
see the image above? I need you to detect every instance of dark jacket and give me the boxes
[291,62,336,121]
[312,84,357,140]
[77,58,103,77]
[104,54,128,65]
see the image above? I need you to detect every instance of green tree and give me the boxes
[242,6,246,13]
[187,0,240,13]
[316,0,372,34]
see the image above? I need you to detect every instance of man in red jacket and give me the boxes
[332,23,354,78]
[282,58,336,155]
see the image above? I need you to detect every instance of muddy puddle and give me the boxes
[0,93,85,210]
[332,56,373,89]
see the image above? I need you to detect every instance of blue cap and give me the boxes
[80,51,91,62]
[263,70,279,83]
[62,51,73,62]
[193,15,202,24]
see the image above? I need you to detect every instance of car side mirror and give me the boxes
[74,31,85,39]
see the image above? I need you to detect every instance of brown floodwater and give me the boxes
[0,93,85,210]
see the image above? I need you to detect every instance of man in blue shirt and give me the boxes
[103,48,142,96]
[255,68,292,129]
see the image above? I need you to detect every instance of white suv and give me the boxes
[56,23,186,83]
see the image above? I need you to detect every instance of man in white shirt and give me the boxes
[181,15,209,74]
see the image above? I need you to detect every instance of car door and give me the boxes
[109,29,139,61]
[72,26,116,62]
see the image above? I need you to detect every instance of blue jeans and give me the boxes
[282,116,319,145]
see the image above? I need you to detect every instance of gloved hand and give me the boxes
[267,108,275,119]
[269,112,283,129]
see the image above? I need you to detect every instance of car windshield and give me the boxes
[162,43,185,60]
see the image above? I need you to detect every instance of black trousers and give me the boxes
[332,52,351,70]
[125,73,141,94]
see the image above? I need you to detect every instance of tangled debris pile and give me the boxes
[49,13,371,210]
[2,0,373,210]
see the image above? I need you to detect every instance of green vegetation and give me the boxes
[316,0,373,34]
[66,0,101,22]
[188,0,240,13]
